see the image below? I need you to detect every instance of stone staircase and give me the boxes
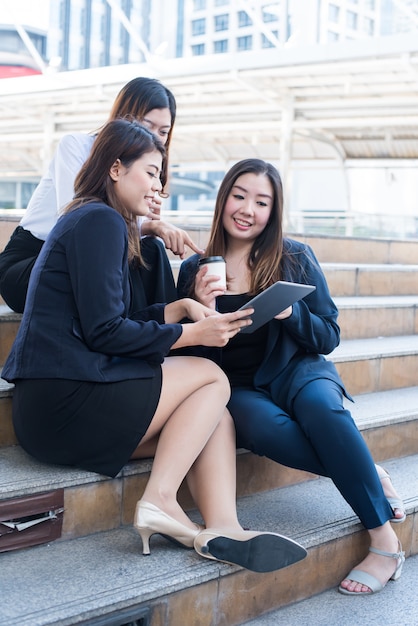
[0,228,417,626]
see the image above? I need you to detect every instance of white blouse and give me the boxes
[20,133,95,240]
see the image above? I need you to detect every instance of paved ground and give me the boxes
[244,553,418,626]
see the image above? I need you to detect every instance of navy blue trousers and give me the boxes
[229,378,393,529]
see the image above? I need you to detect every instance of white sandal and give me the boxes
[338,541,405,595]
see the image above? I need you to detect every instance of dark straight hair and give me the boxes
[108,77,176,192]
[205,159,286,295]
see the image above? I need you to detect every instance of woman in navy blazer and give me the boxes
[177,158,405,594]
[2,122,308,573]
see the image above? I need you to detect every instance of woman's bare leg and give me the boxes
[340,522,401,593]
[186,410,242,530]
[133,357,308,572]
[133,356,233,528]
[133,405,242,529]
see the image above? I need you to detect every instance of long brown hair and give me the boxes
[64,118,165,265]
[205,159,285,295]
[107,77,176,193]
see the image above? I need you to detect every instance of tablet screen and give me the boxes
[237,281,316,333]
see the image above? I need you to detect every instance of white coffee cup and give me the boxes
[198,256,226,289]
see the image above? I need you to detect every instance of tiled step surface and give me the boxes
[1,297,418,363]
[0,306,21,366]
[244,553,418,626]
[0,229,417,625]
[330,335,418,394]
[171,258,418,298]
[1,386,417,544]
[165,230,418,267]
[323,263,418,297]
[335,295,418,339]
[292,235,418,265]
[0,454,416,626]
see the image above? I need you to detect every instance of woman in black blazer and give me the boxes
[178,158,405,595]
[2,121,307,573]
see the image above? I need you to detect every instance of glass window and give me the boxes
[328,4,340,23]
[191,43,205,55]
[214,0,229,5]
[205,171,224,199]
[346,10,358,29]
[262,7,278,23]
[21,182,38,208]
[261,31,278,48]
[327,30,339,42]
[214,39,228,53]
[365,0,375,9]
[214,13,229,31]
[364,17,374,35]
[237,35,252,51]
[191,18,206,36]
[193,0,206,9]
[0,31,20,53]
[0,182,16,209]
[238,10,252,27]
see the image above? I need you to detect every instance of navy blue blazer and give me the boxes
[177,238,350,399]
[2,203,182,383]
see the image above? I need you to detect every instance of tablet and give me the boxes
[237,281,316,333]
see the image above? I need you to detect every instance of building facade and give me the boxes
[47,0,149,71]
[0,24,45,77]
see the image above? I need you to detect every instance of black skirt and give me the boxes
[12,368,162,478]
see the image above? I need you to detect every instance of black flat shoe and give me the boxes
[194,529,307,573]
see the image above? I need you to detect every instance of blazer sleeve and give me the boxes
[177,254,200,299]
[280,243,340,355]
[66,206,182,362]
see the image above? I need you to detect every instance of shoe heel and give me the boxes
[135,527,153,555]
[390,556,404,581]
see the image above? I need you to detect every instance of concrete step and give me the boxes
[324,263,418,297]
[1,385,417,544]
[244,552,418,626]
[296,235,418,265]
[0,454,416,626]
[2,296,418,366]
[165,230,418,266]
[335,295,418,340]
[330,335,418,394]
[0,306,21,367]
[0,216,19,251]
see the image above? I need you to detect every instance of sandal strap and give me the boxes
[369,545,405,560]
[387,496,404,511]
[378,469,406,521]
[343,568,383,593]
[379,468,391,480]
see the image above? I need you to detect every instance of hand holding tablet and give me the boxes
[237,281,316,333]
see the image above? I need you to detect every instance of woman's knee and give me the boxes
[164,356,230,402]
[293,381,354,430]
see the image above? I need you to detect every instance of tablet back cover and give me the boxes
[238,281,316,333]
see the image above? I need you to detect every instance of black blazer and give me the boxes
[3,203,182,383]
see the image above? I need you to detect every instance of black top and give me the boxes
[217,293,269,387]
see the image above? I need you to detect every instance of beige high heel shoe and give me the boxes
[338,540,405,595]
[134,500,202,555]
[194,528,307,573]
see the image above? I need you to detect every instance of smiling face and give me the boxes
[222,173,273,245]
[141,108,172,144]
[110,149,163,217]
